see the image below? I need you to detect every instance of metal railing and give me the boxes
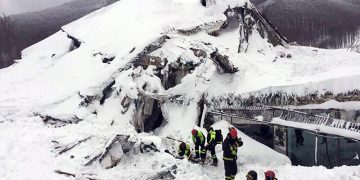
[211,107,360,133]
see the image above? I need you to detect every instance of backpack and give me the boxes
[215,129,223,144]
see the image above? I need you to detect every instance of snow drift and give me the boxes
[0,0,360,179]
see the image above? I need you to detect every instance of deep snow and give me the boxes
[0,0,360,179]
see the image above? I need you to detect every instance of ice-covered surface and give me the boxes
[1,119,359,180]
[283,100,360,110]
[206,46,360,97]
[271,118,360,140]
[1,0,360,179]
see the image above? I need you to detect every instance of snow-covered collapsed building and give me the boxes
[0,0,360,179]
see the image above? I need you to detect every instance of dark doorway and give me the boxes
[144,100,164,132]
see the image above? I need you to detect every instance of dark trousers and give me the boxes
[206,144,218,162]
[195,143,206,159]
[224,160,237,180]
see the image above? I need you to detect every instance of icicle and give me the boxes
[200,104,207,128]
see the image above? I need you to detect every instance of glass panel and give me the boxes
[287,129,360,167]
[338,138,360,166]
[316,135,338,168]
[274,125,287,155]
[287,128,316,166]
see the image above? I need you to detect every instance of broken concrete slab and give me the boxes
[144,97,155,117]
[133,95,164,133]
[55,170,98,180]
[162,59,199,90]
[78,92,98,107]
[121,96,132,114]
[147,164,177,180]
[34,113,82,128]
[100,80,116,105]
[54,136,93,155]
[210,51,238,73]
[133,35,170,63]
[177,26,201,35]
[97,134,135,169]
[222,4,288,53]
[134,55,166,69]
[190,48,207,58]
[100,140,123,169]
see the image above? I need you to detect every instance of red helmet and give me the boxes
[264,170,276,178]
[191,129,198,136]
[229,128,237,138]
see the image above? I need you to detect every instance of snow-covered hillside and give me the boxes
[1,0,119,69]
[0,0,360,179]
[252,0,360,49]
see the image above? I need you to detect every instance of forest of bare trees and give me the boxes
[252,0,360,48]
[0,12,18,68]
[0,0,359,69]
[0,0,118,69]
[265,10,360,48]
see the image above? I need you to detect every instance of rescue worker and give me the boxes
[200,0,206,6]
[246,170,258,180]
[177,142,191,159]
[222,127,243,180]
[205,126,219,166]
[295,129,304,147]
[200,0,215,7]
[191,129,206,161]
[264,170,278,180]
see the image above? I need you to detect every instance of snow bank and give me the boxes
[0,120,61,180]
[272,118,360,140]
[213,120,291,166]
[160,102,199,140]
[285,100,360,111]
[0,0,360,179]
[21,31,73,60]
